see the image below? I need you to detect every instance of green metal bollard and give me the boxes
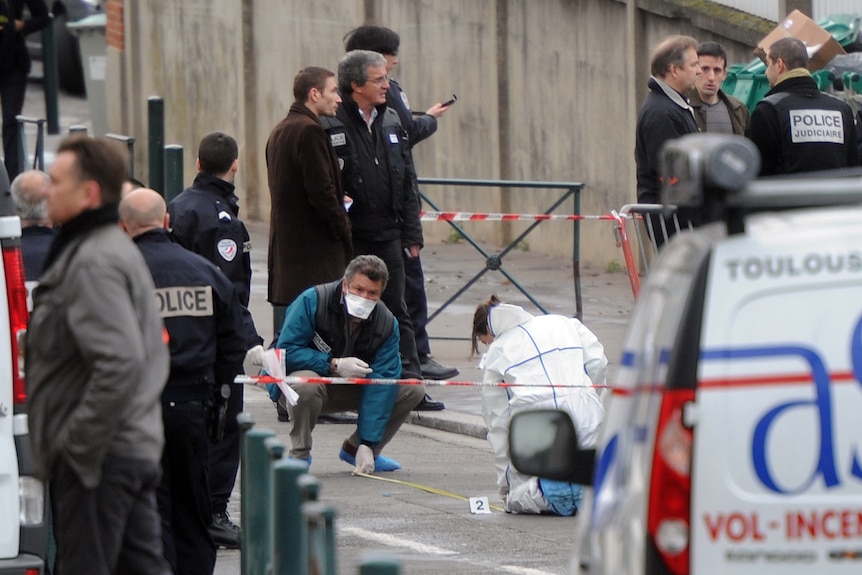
[297,474,320,502]
[148,97,165,194]
[164,145,184,202]
[272,459,311,575]
[238,414,276,575]
[41,15,60,135]
[304,502,337,575]
[358,552,401,575]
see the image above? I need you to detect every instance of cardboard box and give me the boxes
[754,10,846,72]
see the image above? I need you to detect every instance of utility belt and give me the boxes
[161,381,212,404]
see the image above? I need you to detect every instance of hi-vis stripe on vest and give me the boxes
[155,286,214,318]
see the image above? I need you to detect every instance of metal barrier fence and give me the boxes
[416,177,585,327]
[238,413,400,575]
[611,204,689,299]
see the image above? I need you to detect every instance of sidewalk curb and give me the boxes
[406,411,487,439]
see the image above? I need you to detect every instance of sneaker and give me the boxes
[338,440,402,472]
[419,356,459,380]
[210,511,241,550]
[413,393,445,411]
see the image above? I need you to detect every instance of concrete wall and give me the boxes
[113,0,770,268]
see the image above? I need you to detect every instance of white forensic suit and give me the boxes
[480,303,606,515]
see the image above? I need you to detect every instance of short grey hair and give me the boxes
[11,170,50,222]
[338,50,387,94]
[344,254,389,291]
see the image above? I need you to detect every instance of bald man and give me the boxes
[120,189,246,575]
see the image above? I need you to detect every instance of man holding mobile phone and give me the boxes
[344,26,459,408]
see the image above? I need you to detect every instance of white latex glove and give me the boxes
[335,357,372,378]
[353,444,375,475]
[243,345,266,375]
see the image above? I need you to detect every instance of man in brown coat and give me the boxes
[266,66,352,337]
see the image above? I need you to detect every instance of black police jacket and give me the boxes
[749,75,860,176]
[168,173,262,348]
[134,229,247,398]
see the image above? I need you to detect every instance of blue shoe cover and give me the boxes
[288,455,312,470]
[338,447,401,472]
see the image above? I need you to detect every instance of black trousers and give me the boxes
[157,402,216,575]
[0,66,28,181]
[50,454,171,575]
[351,237,422,378]
[403,253,431,357]
[209,380,243,514]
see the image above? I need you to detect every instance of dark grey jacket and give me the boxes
[27,223,169,488]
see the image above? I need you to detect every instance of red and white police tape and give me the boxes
[419,211,620,222]
[234,373,608,390]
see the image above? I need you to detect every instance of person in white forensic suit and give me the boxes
[471,295,606,515]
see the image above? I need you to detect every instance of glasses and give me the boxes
[366,75,390,86]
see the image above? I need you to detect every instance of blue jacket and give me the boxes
[276,282,401,446]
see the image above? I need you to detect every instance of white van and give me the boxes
[0,169,46,574]
[510,134,862,575]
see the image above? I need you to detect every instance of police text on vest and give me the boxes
[789,110,844,144]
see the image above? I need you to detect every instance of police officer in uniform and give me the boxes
[168,132,263,548]
[120,188,247,575]
[748,37,859,176]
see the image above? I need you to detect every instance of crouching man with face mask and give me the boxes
[276,254,425,474]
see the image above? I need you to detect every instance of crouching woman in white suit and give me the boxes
[471,295,606,515]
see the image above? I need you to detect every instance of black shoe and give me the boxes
[413,393,445,411]
[317,412,359,424]
[210,511,241,550]
[419,357,459,380]
[275,400,290,423]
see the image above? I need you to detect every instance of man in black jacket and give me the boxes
[635,35,702,245]
[0,0,49,180]
[321,50,423,380]
[344,25,458,408]
[748,37,859,176]
[168,132,264,549]
[121,188,246,575]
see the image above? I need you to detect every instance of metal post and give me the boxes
[69,125,88,135]
[164,145,184,202]
[304,502,337,575]
[573,186,582,319]
[358,552,401,575]
[297,474,320,502]
[106,134,136,179]
[272,459,310,575]
[238,414,275,575]
[148,97,165,194]
[41,16,60,135]
[15,116,46,172]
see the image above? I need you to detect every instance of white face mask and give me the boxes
[343,292,376,320]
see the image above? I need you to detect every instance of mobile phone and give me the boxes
[442,94,457,107]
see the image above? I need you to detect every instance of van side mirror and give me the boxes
[509,409,596,485]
